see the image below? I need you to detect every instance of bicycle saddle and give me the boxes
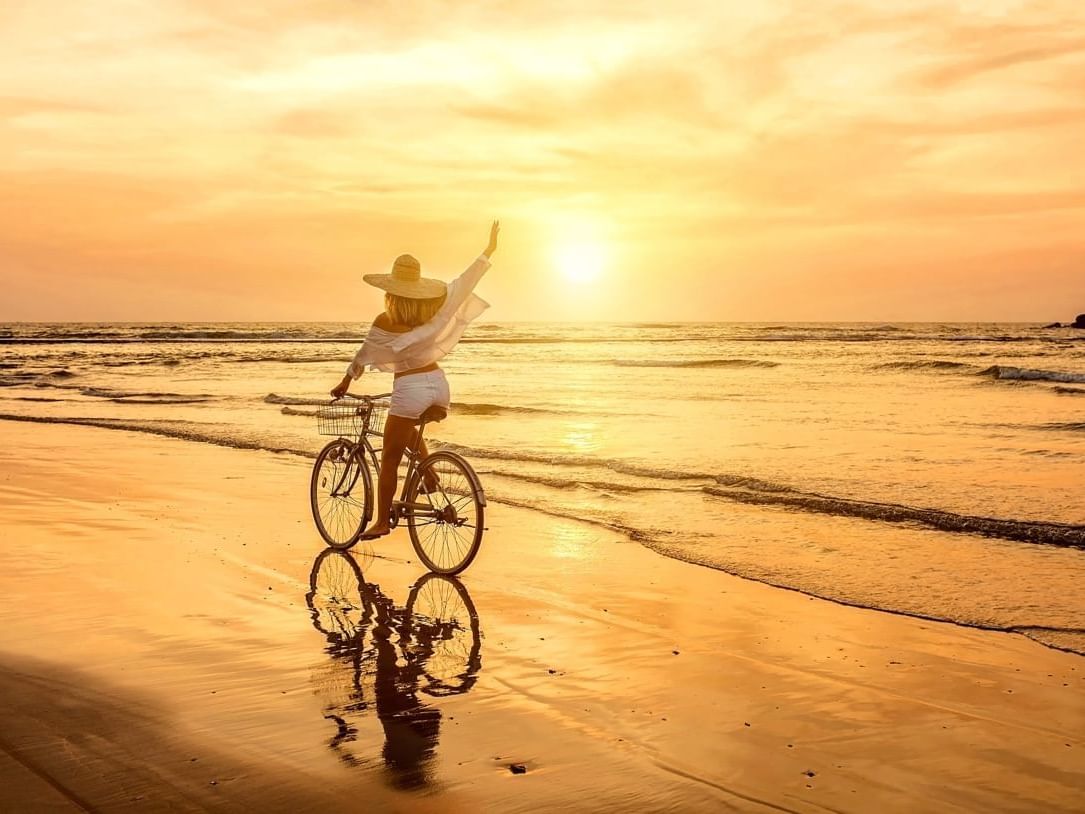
[418,405,448,424]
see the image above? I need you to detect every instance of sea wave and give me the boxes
[438,441,1085,547]
[97,351,346,367]
[0,413,313,457]
[979,366,1085,384]
[267,393,584,416]
[995,421,1085,433]
[0,369,78,388]
[99,357,183,368]
[433,440,743,486]
[468,451,1085,548]
[0,336,356,345]
[872,360,976,372]
[1017,627,1085,655]
[6,331,1084,348]
[0,372,40,386]
[0,376,219,404]
[703,486,1085,549]
[265,393,334,406]
[132,329,341,342]
[478,468,700,494]
[79,387,219,404]
[460,337,565,345]
[450,402,578,416]
[613,358,779,369]
[0,335,682,346]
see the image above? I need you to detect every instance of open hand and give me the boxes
[484,219,500,258]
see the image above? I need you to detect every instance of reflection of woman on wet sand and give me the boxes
[370,599,441,788]
[305,550,481,789]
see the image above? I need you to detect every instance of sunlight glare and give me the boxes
[554,240,606,285]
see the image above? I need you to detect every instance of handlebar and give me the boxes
[334,392,392,402]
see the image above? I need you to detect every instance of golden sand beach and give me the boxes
[1,422,1082,812]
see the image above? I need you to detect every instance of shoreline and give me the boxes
[2,411,1082,658]
[1,422,1082,811]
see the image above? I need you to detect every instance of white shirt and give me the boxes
[346,255,491,377]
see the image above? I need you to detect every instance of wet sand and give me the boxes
[0,422,1082,812]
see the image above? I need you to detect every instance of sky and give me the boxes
[1,0,1083,322]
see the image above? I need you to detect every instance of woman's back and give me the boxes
[373,312,415,335]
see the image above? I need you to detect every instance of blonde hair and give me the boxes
[385,292,447,328]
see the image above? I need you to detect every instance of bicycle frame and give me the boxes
[313,395,486,571]
[331,419,444,527]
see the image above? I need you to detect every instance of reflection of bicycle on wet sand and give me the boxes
[305,549,482,788]
[310,394,486,575]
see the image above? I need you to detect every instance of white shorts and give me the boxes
[388,369,451,420]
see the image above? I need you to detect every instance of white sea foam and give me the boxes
[980,365,1085,384]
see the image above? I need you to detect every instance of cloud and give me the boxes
[916,36,1085,88]
[454,61,716,129]
[272,108,364,138]
[0,96,108,118]
[2,0,1084,319]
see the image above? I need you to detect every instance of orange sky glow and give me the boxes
[1,0,1083,322]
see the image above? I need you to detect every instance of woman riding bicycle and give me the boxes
[330,220,499,541]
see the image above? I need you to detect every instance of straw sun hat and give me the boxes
[363,254,447,300]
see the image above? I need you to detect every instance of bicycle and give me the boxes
[309,393,487,575]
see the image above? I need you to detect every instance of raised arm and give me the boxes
[392,221,498,353]
[483,219,499,259]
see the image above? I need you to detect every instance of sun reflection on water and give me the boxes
[551,523,594,560]
[561,421,600,454]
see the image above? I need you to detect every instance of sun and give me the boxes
[554,240,606,284]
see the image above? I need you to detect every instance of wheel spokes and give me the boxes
[314,446,368,545]
[411,456,479,570]
[408,576,477,686]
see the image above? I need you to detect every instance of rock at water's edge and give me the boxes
[1042,315,1085,329]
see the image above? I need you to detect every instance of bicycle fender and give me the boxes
[415,450,487,506]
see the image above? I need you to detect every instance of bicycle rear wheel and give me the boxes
[311,439,372,548]
[405,451,485,575]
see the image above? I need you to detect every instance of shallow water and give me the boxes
[2,321,1084,654]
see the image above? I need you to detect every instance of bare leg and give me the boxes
[361,415,418,539]
[414,434,442,491]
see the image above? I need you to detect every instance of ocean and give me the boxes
[2,322,1083,655]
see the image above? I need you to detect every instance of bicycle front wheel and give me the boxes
[310,439,372,548]
[406,451,485,575]
[306,548,373,645]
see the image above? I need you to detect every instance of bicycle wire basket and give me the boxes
[316,398,389,437]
